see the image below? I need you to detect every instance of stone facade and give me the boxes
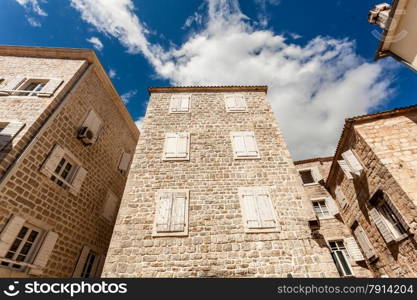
[0,46,139,277]
[102,86,338,278]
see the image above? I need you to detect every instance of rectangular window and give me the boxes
[300,170,315,184]
[329,240,353,277]
[81,250,97,278]
[153,190,189,236]
[312,200,330,218]
[0,121,25,151]
[0,77,63,97]
[230,131,260,159]
[169,94,190,113]
[50,157,77,189]
[72,246,102,278]
[378,201,407,239]
[101,191,119,222]
[118,152,132,174]
[224,94,247,112]
[341,150,363,176]
[163,132,190,160]
[334,185,348,209]
[14,80,46,96]
[238,187,278,232]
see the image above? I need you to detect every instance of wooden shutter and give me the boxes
[383,193,410,231]
[171,192,187,232]
[225,95,235,111]
[72,245,91,277]
[40,145,65,176]
[244,132,259,157]
[240,189,261,229]
[344,237,365,262]
[118,152,132,171]
[70,167,88,195]
[235,95,246,111]
[256,190,276,228]
[0,215,25,257]
[335,186,347,209]
[164,133,178,158]
[311,166,322,182]
[354,225,376,259]
[0,77,26,95]
[102,191,119,221]
[342,150,363,175]
[170,96,180,112]
[82,109,103,143]
[337,160,353,180]
[232,133,246,157]
[155,192,173,232]
[28,231,59,275]
[177,133,189,158]
[37,79,63,97]
[0,122,25,150]
[179,95,190,111]
[370,208,395,244]
[325,197,339,216]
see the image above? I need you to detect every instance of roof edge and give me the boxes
[148,86,268,94]
[293,156,333,165]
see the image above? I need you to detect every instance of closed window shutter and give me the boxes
[236,95,246,110]
[244,132,259,157]
[342,150,363,175]
[40,145,65,176]
[337,160,353,179]
[37,79,63,97]
[232,134,246,157]
[335,186,347,209]
[383,193,409,231]
[180,96,190,111]
[70,167,88,195]
[370,208,395,244]
[28,231,59,275]
[325,197,339,216]
[0,215,25,257]
[257,190,276,228]
[225,96,235,110]
[177,133,189,158]
[170,96,180,112]
[72,246,91,277]
[102,191,119,221]
[82,110,103,143]
[0,77,26,95]
[164,133,178,158]
[156,192,173,232]
[344,237,365,262]
[0,122,25,150]
[118,152,132,171]
[354,225,376,259]
[311,167,322,182]
[241,192,261,228]
[171,192,187,232]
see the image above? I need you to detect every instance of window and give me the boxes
[339,150,363,177]
[298,167,321,185]
[79,109,103,145]
[0,77,63,97]
[337,160,353,180]
[353,224,377,260]
[0,215,59,275]
[101,191,119,222]
[40,145,87,195]
[153,190,189,236]
[163,133,190,161]
[169,94,190,113]
[230,131,260,159]
[329,240,353,277]
[0,121,25,151]
[118,152,132,175]
[72,246,102,278]
[378,202,407,238]
[312,200,330,218]
[334,185,347,209]
[238,187,278,233]
[224,94,247,112]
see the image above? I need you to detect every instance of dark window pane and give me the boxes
[336,251,352,276]
[27,231,39,243]
[18,226,28,238]
[20,242,32,255]
[300,170,315,184]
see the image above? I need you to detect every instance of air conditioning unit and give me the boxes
[77,126,95,145]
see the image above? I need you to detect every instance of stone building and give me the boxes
[102,86,339,278]
[326,105,417,277]
[0,46,139,277]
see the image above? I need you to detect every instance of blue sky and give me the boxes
[1,0,416,159]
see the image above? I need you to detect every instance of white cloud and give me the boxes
[86,36,104,51]
[183,12,203,29]
[15,0,47,16]
[108,69,117,79]
[27,17,41,27]
[70,0,394,159]
[135,116,144,132]
[121,90,137,104]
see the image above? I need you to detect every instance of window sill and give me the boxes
[302,182,319,187]
[162,157,190,161]
[244,228,280,234]
[317,216,335,221]
[395,233,409,243]
[233,156,261,160]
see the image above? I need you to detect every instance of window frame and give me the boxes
[224,93,247,112]
[80,250,98,278]
[162,132,191,161]
[230,131,261,159]
[377,201,407,241]
[311,198,331,219]
[50,156,78,190]
[169,94,191,113]
[328,240,354,277]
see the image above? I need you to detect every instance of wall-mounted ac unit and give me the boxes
[77,126,94,145]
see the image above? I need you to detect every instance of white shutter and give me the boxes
[337,160,353,180]
[0,77,26,95]
[224,95,235,111]
[155,192,173,232]
[102,191,119,222]
[354,225,376,260]
[232,133,246,157]
[342,150,363,175]
[82,110,102,143]
[72,245,91,277]
[235,95,246,111]
[383,193,410,231]
[311,166,322,182]
[177,133,189,158]
[0,122,25,150]
[180,95,190,112]
[171,192,187,232]
[344,236,365,262]
[37,78,63,97]
[0,215,25,257]
[40,145,65,176]
[256,190,276,228]
[28,231,59,275]
[170,96,181,112]
[239,189,261,229]
[164,133,178,158]
[370,208,395,244]
[244,132,259,157]
[225,94,246,111]
[335,186,347,209]
[325,197,339,216]
[70,167,87,195]
[118,152,132,172]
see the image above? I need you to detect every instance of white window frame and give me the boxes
[311,198,331,219]
[72,245,103,278]
[224,93,247,112]
[13,79,47,96]
[298,167,321,186]
[169,94,191,113]
[152,189,189,237]
[0,77,63,97]
[162,132,190,161]
[230,131,260,159]
[328,240,354,277]
[50,156,78,190]
[238,187,279,233]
